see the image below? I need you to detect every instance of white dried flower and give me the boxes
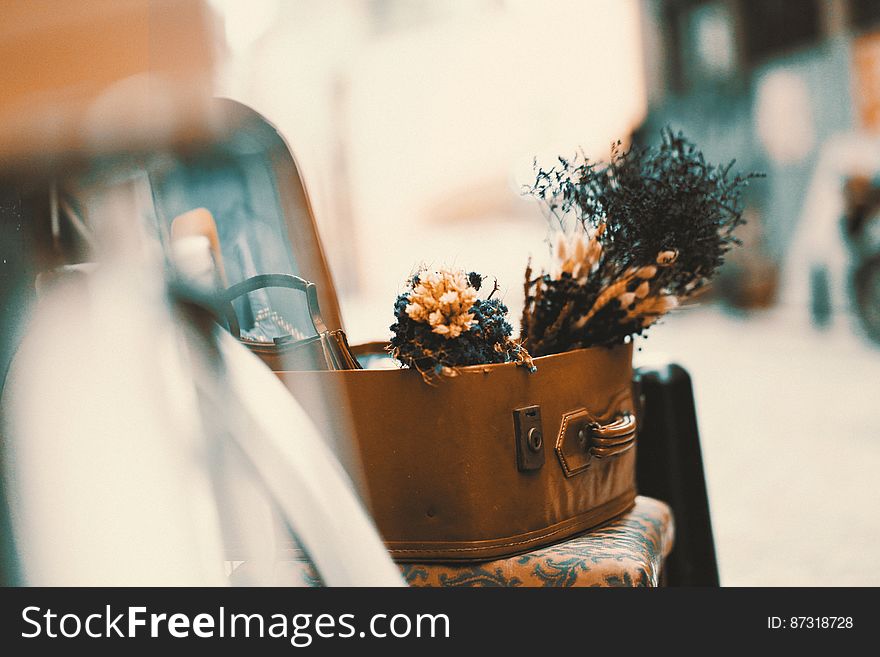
[627,294,679,326]
[635,265,657,280]
[550,224,604,282]
[617,292,636,308]
[405,268,478,339]
[656,250,679,266]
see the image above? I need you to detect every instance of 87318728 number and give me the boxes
[767,617,853,629]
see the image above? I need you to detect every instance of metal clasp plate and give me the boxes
[513,405,545,472]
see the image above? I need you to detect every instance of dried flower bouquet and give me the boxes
[388,130,759,374]
[521,130,760,356]
[389,268,533,376]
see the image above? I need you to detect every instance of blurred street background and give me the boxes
[208,0,880,585]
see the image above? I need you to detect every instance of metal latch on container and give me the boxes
[513,405,545,472]
[556,409,637,477]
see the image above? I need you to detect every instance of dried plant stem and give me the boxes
[521,259,533,336]
[572,272,635,330]
[536,299,574,352]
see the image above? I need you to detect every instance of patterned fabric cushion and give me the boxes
[400,496,674,587]
[250,496,673,587]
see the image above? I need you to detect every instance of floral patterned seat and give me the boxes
[398,496,674,587]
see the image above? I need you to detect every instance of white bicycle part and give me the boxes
[2,259,402,586]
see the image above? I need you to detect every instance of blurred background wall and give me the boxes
[640,0,880,316]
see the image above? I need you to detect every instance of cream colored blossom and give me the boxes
[617,292,636,309]
[626,294,679,326]
[635,265,657,279]
[405,268,478,339]
[656,250,678,266]
[551,224,604,282]
[634,280,650,299]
